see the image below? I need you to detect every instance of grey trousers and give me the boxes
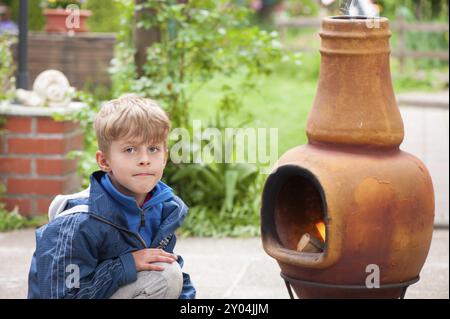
[110,262,183,299]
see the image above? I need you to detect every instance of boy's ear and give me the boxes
[96,150,111,172]
[163,148,169,167]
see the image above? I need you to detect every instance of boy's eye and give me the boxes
[149,146,159,153]
[124,147,135,153]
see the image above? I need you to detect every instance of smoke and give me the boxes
[340,0,380,17]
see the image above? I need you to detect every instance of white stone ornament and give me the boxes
[15,70,75,107]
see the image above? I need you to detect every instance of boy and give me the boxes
[27,95,196,299]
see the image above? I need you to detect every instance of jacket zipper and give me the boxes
[87,196,187,250]
[88,213,147,248]
[139,207,145,229]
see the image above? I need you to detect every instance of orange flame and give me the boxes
[315,221,326,242]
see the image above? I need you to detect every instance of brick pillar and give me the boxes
[0,104,84,216]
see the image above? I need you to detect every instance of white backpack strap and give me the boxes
[54,205,89,219]
[48,186,90,221]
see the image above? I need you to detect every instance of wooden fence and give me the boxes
[275,14,449,69]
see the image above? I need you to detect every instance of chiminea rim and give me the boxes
[326,15,388,22]
[331,15,375,20]
[320,15,391,39]
[261,164,333,268]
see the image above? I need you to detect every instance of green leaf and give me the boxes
[223,170,239,212]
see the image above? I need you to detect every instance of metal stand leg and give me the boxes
[281,272,417,299]
[400,286,408,299]
[284,279,295,299]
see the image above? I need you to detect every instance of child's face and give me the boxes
[96,136,167,199]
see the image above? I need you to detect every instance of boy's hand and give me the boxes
[131,248,178,272]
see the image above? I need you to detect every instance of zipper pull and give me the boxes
[140,211,145,228]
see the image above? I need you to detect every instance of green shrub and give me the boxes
[8,0,45,31]
[7,0,123,32]
[41,0,83,9]
[85,0,123,33]
[53,91,100,189]
[61,1,299,237]
[0,206,48,232]
[0,34,16,102]
[0,185,48,232]
[378,0,449,20]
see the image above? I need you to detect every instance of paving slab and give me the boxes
[397,91,449,109]
[399,104,449,226]
[0,229,447,299]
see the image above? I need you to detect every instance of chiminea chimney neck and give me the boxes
[306,16,404,148]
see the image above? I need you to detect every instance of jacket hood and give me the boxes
[48,171,185,229]
[100,172,174,214]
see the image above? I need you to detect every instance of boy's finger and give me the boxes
[158,250,178,260]
[142,264,165,271]
[150,256,176,263]
[166,252,178,260]
[149,249,176,259]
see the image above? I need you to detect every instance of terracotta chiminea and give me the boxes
[261,16,435,299]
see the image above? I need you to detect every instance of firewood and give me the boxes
[297,233,325,253]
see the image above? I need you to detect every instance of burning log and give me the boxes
[315,221,326,242]
[297,233,325,253]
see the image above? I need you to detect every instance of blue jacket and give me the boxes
[99,173,168,248]
[27,171,196,299]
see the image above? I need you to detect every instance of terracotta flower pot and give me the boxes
[43,8,91,33]
[260,16,435,299]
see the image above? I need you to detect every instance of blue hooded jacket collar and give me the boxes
[100,173,174,213]
[87,171,174,228]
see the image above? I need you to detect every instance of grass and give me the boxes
[187,51,448,156]
[188,58,319,156]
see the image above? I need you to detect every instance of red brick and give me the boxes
[8,133,83,155]
[0,197,32,216]
[37,118,79,134]
[36,158,78,175]
[3,116,32,133]
[37,197,53,215]
[7,178,65,195]
[8,137,65,154]
[66,133,84,152]
[0,158,32,174]
[0,135,5,153]
[6,173,81,195]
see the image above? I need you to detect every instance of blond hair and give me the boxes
[94,95,171,153]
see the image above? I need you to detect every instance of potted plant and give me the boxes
[41,0,91,33]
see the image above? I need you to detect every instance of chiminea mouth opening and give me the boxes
[330,15,374,20]
[262,165,328,258]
